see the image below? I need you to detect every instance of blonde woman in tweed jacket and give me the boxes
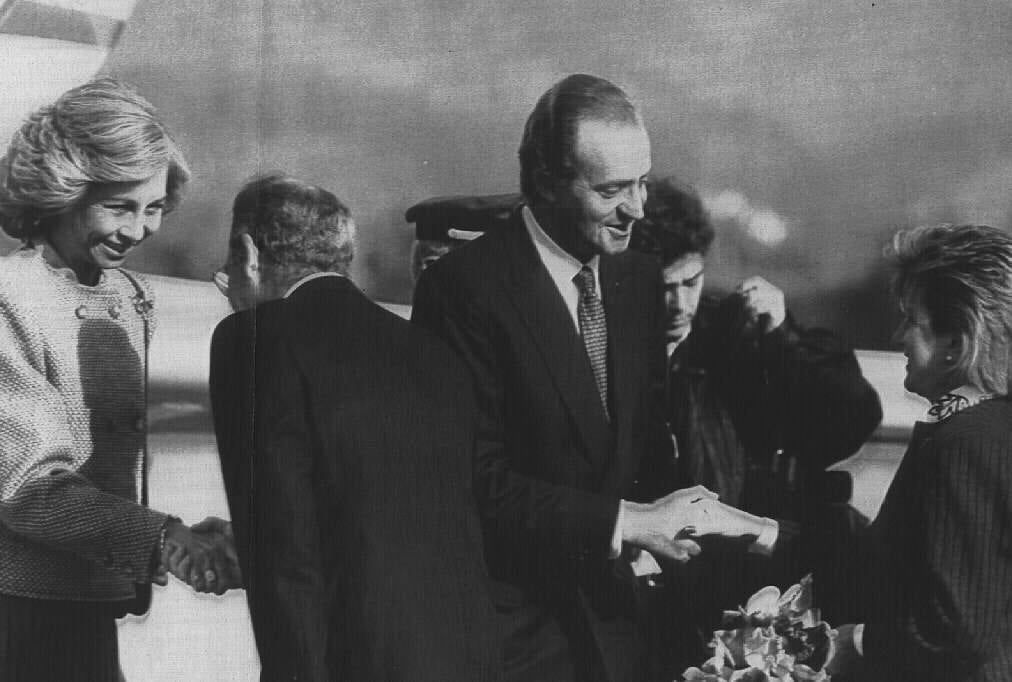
[0,79,238,681]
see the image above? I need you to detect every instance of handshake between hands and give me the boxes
[621,485,773,564]
[153,516,242,595]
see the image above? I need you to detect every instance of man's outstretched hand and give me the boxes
[621,485,718,563]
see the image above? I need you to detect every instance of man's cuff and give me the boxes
[609,501,625,559]
[747,517,779,556]
[854,623,865,656]
[630,550,662,577]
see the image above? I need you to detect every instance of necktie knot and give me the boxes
[574,266,596,298]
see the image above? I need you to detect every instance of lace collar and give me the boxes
[925,385,995,423]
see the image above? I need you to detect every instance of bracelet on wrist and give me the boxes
[159,515,182,558]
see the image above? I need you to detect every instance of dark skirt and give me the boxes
[0,593,130,682]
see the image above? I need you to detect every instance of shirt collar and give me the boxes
[522,205,599,289]
[924,385,995,422]
[283,271,344,299]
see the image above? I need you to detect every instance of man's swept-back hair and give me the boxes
[0,77,190,240]
[631,175,714,263]
[518,74,641,203]
[887,223,1012,395]
[230,173,356,280]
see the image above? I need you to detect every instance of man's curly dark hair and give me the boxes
[631,175,714,263]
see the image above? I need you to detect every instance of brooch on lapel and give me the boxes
[131,292,155,319]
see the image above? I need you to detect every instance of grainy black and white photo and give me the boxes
[0,1,1010,680]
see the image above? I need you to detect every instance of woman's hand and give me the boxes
[161,517,241,595]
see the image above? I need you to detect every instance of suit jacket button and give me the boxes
[75,305,88,319]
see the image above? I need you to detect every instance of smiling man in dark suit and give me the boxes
[209,174,498,682]
[412,74,776,682]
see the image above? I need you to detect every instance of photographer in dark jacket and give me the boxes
[631,176,883,671]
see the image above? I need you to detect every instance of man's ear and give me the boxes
[533,169,556,204]
[238,233,260,280]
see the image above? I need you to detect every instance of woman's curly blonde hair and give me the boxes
[0,77,190,240]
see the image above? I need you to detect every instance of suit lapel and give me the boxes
[498,219,612,470]
[600,255,638,487]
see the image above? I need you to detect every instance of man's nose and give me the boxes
[676,287,691,311]
[618,183,645,221]
[666,288,683,313]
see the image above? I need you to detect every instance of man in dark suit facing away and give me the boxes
[209,174,499,682]
[412,74,777,682]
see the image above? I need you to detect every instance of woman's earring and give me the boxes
[944,354,954,364]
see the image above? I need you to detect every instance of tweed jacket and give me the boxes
[0,245,166,601]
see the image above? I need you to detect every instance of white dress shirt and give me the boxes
[522,206,600,331]
[283,271,345,298]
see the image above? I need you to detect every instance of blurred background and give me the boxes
[3,1,1012,346]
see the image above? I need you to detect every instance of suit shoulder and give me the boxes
[211,301,289,346]
[918,401,1012,482]
[934,400,1012,446]
[610,248,661,278]
[211,310,244,348]
[423,221,518,281]
[406,321,474,380]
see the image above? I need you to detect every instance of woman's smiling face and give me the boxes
[48,167,169,284]
[896,299,957,401]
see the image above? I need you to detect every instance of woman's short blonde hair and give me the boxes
[887,223,1012,395]
[0,77,190,240]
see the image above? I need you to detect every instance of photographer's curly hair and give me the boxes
[630,175,713,263]
[0,78,190,240]
[888,223,1012,396]
[230,173,356,282]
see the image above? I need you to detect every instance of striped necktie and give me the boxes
[574,266,609,419]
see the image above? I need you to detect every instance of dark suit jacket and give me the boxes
[412,214,676,682]
[210,275,499,682]
[860,399,1012,681]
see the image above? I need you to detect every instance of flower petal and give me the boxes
[778,582,802,614]
[793,574,814,614]
[746,586,781,617]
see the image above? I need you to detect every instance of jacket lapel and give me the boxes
[498,217,612,470]
[599,255,638,488]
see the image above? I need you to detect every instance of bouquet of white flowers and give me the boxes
[681,574,835,681]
